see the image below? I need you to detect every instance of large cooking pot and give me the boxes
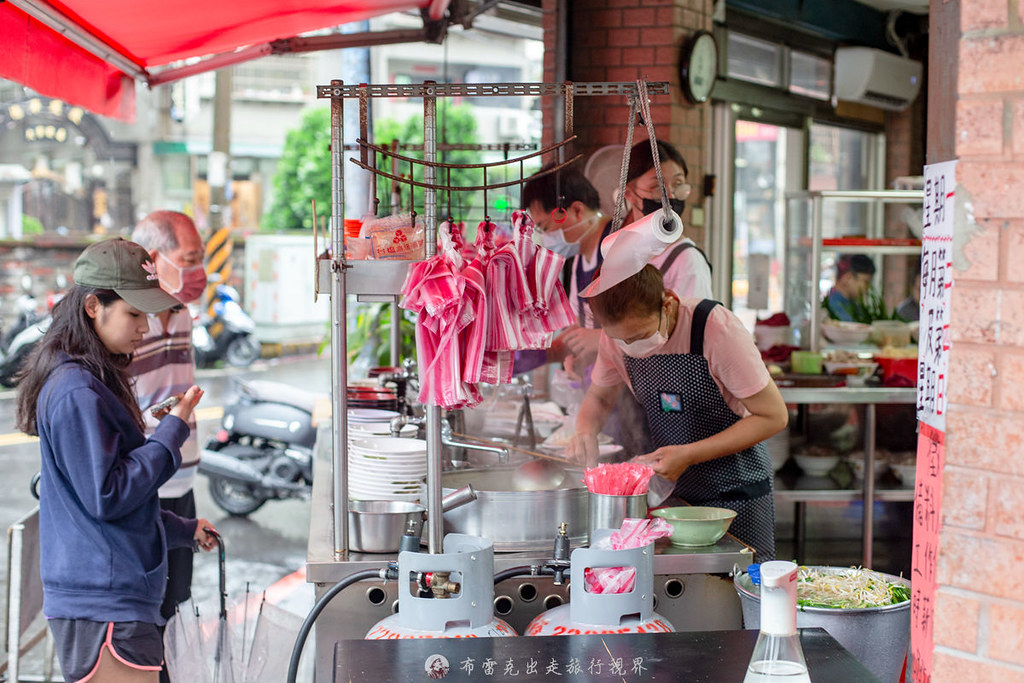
[429,467,589,551]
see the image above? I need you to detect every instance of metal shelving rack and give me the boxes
[785,189,924,352]
[313,80,669,558]
[779,189,923,568]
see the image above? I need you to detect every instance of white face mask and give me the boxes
[613,308,668,358]
[533,212,602,258]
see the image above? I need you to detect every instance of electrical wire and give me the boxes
[286,567,387,683]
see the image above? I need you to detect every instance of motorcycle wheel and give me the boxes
[225,336,261,367]
[208,476,267,516]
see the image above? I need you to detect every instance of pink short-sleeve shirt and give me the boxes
[590,297,771,418]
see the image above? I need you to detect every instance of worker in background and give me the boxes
[826,254,876,321]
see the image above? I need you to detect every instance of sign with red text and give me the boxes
[910,422,945,683]
[917,160,956,431]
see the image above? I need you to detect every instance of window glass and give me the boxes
[790,51,831,100]
[726,33,783,87]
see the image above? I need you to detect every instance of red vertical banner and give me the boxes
[910,422,945,683]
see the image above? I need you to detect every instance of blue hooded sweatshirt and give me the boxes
[36,357,196,625]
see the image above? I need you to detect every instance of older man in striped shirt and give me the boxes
[128,211,206,671]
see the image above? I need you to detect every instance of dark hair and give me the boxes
[521,163,601,212]
[836,254,877,279]
[16,285,144,435]
[588,264,665,325]
[626,140,689,183]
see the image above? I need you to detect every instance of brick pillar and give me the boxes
[932,0,1024,678]
[540,0,714,250]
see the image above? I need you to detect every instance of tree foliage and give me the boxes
[263,107,331,231]
[373,102,496,222]
[266,102,527,232]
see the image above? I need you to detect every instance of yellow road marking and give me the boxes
[0,406,224,449]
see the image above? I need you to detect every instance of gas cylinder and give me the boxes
[366,533,518,639]
[524,530,674,636]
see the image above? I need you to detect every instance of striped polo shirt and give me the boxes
[130,306,199,499]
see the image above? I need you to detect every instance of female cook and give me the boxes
[566,264,788,561]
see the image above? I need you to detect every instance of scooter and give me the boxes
[0,275,48,388]
[199,379,322,516]
[192,282,261,368]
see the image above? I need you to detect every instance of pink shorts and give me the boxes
[49,619,163,682]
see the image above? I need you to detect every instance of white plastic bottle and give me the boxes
[744,561,811,682]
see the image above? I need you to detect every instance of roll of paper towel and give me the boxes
[581,208,684,297]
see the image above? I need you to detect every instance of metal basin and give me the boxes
[430,467,589,552]
[735,566,910,682]
[348,500,425,553]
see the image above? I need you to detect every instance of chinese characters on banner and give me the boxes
[911,159,956,683]
[910,423,945,683]
[917,160,956,432]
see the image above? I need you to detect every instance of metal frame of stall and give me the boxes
[313,79,671,558]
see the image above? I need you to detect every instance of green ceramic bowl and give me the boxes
[651,506,738,547]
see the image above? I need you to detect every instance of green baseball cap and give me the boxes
[73,238,181,313]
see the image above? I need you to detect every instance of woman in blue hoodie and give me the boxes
[16,238,217,683]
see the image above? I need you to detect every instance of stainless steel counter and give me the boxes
[307,448,753,581]
[776,384,916,567]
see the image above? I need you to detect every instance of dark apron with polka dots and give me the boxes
[623,299,775,561]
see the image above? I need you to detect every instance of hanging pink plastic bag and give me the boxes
[584,517,673,594]
[364,213,426,260]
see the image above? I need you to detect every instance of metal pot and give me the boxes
[430,467,589,551]
[348,485,477,553]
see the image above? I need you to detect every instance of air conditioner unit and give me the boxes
[833,47,922,111]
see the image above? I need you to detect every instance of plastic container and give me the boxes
[877,356,918,385]
[790,350,823,374]
[870,320,912,347]
[344,218,363,238]
[754,324,791,351]
[735,566,911,683]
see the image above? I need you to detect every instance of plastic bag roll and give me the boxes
[581,208,684,297]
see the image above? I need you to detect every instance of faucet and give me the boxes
[440,418,509,465]
[388,413,424,437]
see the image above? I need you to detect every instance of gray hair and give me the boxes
[132,210,193,253]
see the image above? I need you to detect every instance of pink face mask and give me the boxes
[159,253,207,303]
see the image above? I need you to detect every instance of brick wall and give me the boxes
[934,0,1024,679]
[540,0,713,249]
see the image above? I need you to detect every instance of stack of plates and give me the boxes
[347,388,399,411]
[347,408,401,424]
[349,421,418,439]
[347,435,427,501]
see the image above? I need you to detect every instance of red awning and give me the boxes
[1,0,450,121]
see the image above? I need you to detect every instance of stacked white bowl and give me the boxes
[347,434,427,501]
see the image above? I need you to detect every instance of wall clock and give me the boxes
[680,30,718,104]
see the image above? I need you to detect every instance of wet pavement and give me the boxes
[0,353,332,679]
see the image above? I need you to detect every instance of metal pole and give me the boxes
[809,194,823,352]
[862,404,877,568]
[330,80,350,557]
[7,521,23,683]
[209,68,232,233]
[390,301,401,365]
[423,84,443,554]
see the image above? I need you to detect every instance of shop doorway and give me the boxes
[710,104,807,330]
[710,105,884,330]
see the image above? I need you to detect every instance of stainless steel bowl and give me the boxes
[348,500,425,553]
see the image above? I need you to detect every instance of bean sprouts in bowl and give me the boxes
[735,565,911,682]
